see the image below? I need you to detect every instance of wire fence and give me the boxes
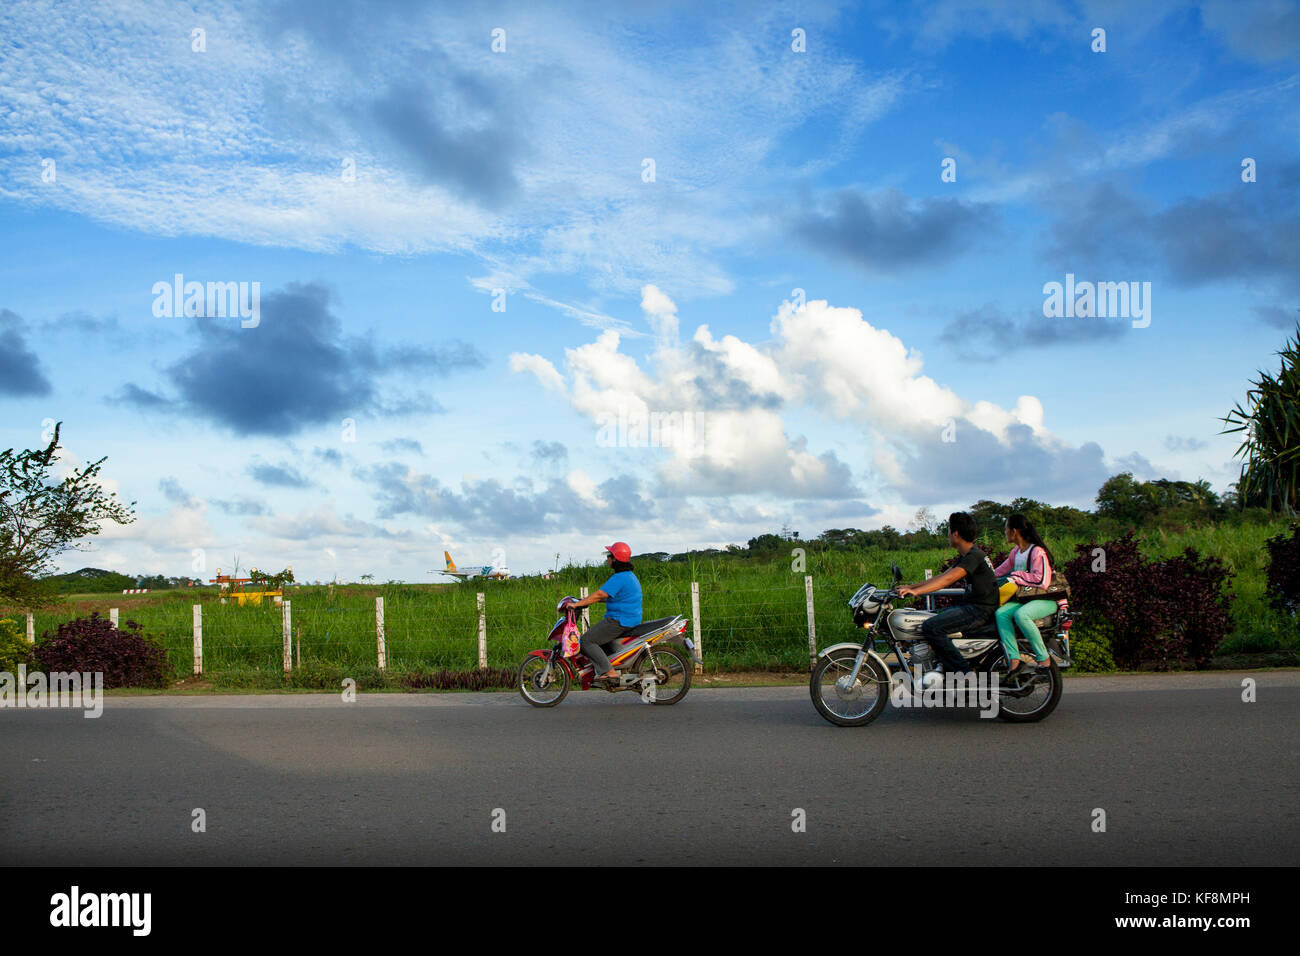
[19,574,905,678]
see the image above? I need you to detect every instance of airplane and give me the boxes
[437,551,511,581]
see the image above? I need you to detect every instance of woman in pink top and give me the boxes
[993,514,1061,680]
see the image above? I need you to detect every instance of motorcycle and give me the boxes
[810,563,1073,726]
[518,598,697,707]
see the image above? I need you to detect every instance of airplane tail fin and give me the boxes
[444,551,457,571]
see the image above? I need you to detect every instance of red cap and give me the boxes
[604,541,632,562]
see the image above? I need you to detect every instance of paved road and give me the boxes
[2,673,1297,865]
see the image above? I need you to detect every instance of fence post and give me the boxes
[579,586,590,630]
[476,592,487,669]
[924,569,933,611]
[282,600,292,674]
[109,607,119,627]
[805,575,816,671]
[192,605,202,676]
[690,581,702,674]
[26,612,34,644]
[375,596,387,671]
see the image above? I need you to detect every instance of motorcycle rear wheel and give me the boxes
[518,655,570,707]
[635,643,692,705]
[987,653,1061,722]
[810,647,891,727]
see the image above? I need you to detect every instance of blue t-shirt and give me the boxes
[601,571,642,627]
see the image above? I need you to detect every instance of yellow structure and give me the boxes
[233,590,282,606]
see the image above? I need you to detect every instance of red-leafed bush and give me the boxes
[1264,523,1300,616]
[401,668,515,690]
[33,612,169,687]
[1064,533,1234,670]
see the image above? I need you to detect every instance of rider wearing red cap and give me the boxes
[566,541,642,683]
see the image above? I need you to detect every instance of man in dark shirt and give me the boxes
[898,512,998,673]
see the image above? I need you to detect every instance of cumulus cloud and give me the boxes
[360,462,658,536]
[118,282,483,435]
[248,461,313,489]
[790,189,992,274]
[1043,167,1300,296]
[158,476,198,507]
[510,287,1106,507]
[940,303,1128,359]
[380,438,424,455]
[212,496,269,516]
[0,310,53,397]
[531,440,568,464]
[1253,305,1299,329]
[1201,0,1300,63]
[1164,434,1209,453]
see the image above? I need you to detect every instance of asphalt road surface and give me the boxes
[2,672,1297,865]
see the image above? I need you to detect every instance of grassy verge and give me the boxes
[7,521,1296,678]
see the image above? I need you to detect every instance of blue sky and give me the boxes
[1,0,1297,580]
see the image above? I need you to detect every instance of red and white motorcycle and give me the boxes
[517,598,695,707]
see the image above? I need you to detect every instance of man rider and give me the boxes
[897,512,999,674]
[565,541,642,684]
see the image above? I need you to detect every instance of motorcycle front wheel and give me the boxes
[518,654,570,707]
[810,647,891,727]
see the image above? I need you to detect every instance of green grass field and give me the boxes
[8,521,1296,678]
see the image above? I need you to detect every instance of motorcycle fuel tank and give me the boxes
[888,608,930,637]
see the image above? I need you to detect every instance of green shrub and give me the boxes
[0,618,33,674]
[286,662,395,690]
[1068,614,1117,673]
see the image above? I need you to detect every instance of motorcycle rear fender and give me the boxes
[817,642,890,675]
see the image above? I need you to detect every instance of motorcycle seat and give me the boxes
[598,617,677,653]
[614,617,676,643]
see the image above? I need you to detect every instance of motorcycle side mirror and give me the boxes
[891,562,902,583]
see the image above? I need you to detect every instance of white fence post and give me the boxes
[376,596,387,671]
[805,575,816,671]
[26,612,34,644]
[476,592,487,669]
[579,586,590,630]
[924,569,933,611]
[192,605,202,676]
[109,607,119,627]
[690,581,702,674]
[282,600,292,674]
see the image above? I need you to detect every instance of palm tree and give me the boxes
[1222,322,1300,514]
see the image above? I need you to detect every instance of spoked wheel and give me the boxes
[518,654,570,707]
[986,653,1061,722]
[810,647,891,727]
[634,643,692,705]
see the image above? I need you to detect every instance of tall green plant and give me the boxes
[0,423,136,608]
[1223,323,1300,514]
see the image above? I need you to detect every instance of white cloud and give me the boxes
[0,0,904,301]
[512,288,1103,505]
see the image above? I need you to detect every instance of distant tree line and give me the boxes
[634,472,1278,564]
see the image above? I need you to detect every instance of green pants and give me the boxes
[994,599,1056,663]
